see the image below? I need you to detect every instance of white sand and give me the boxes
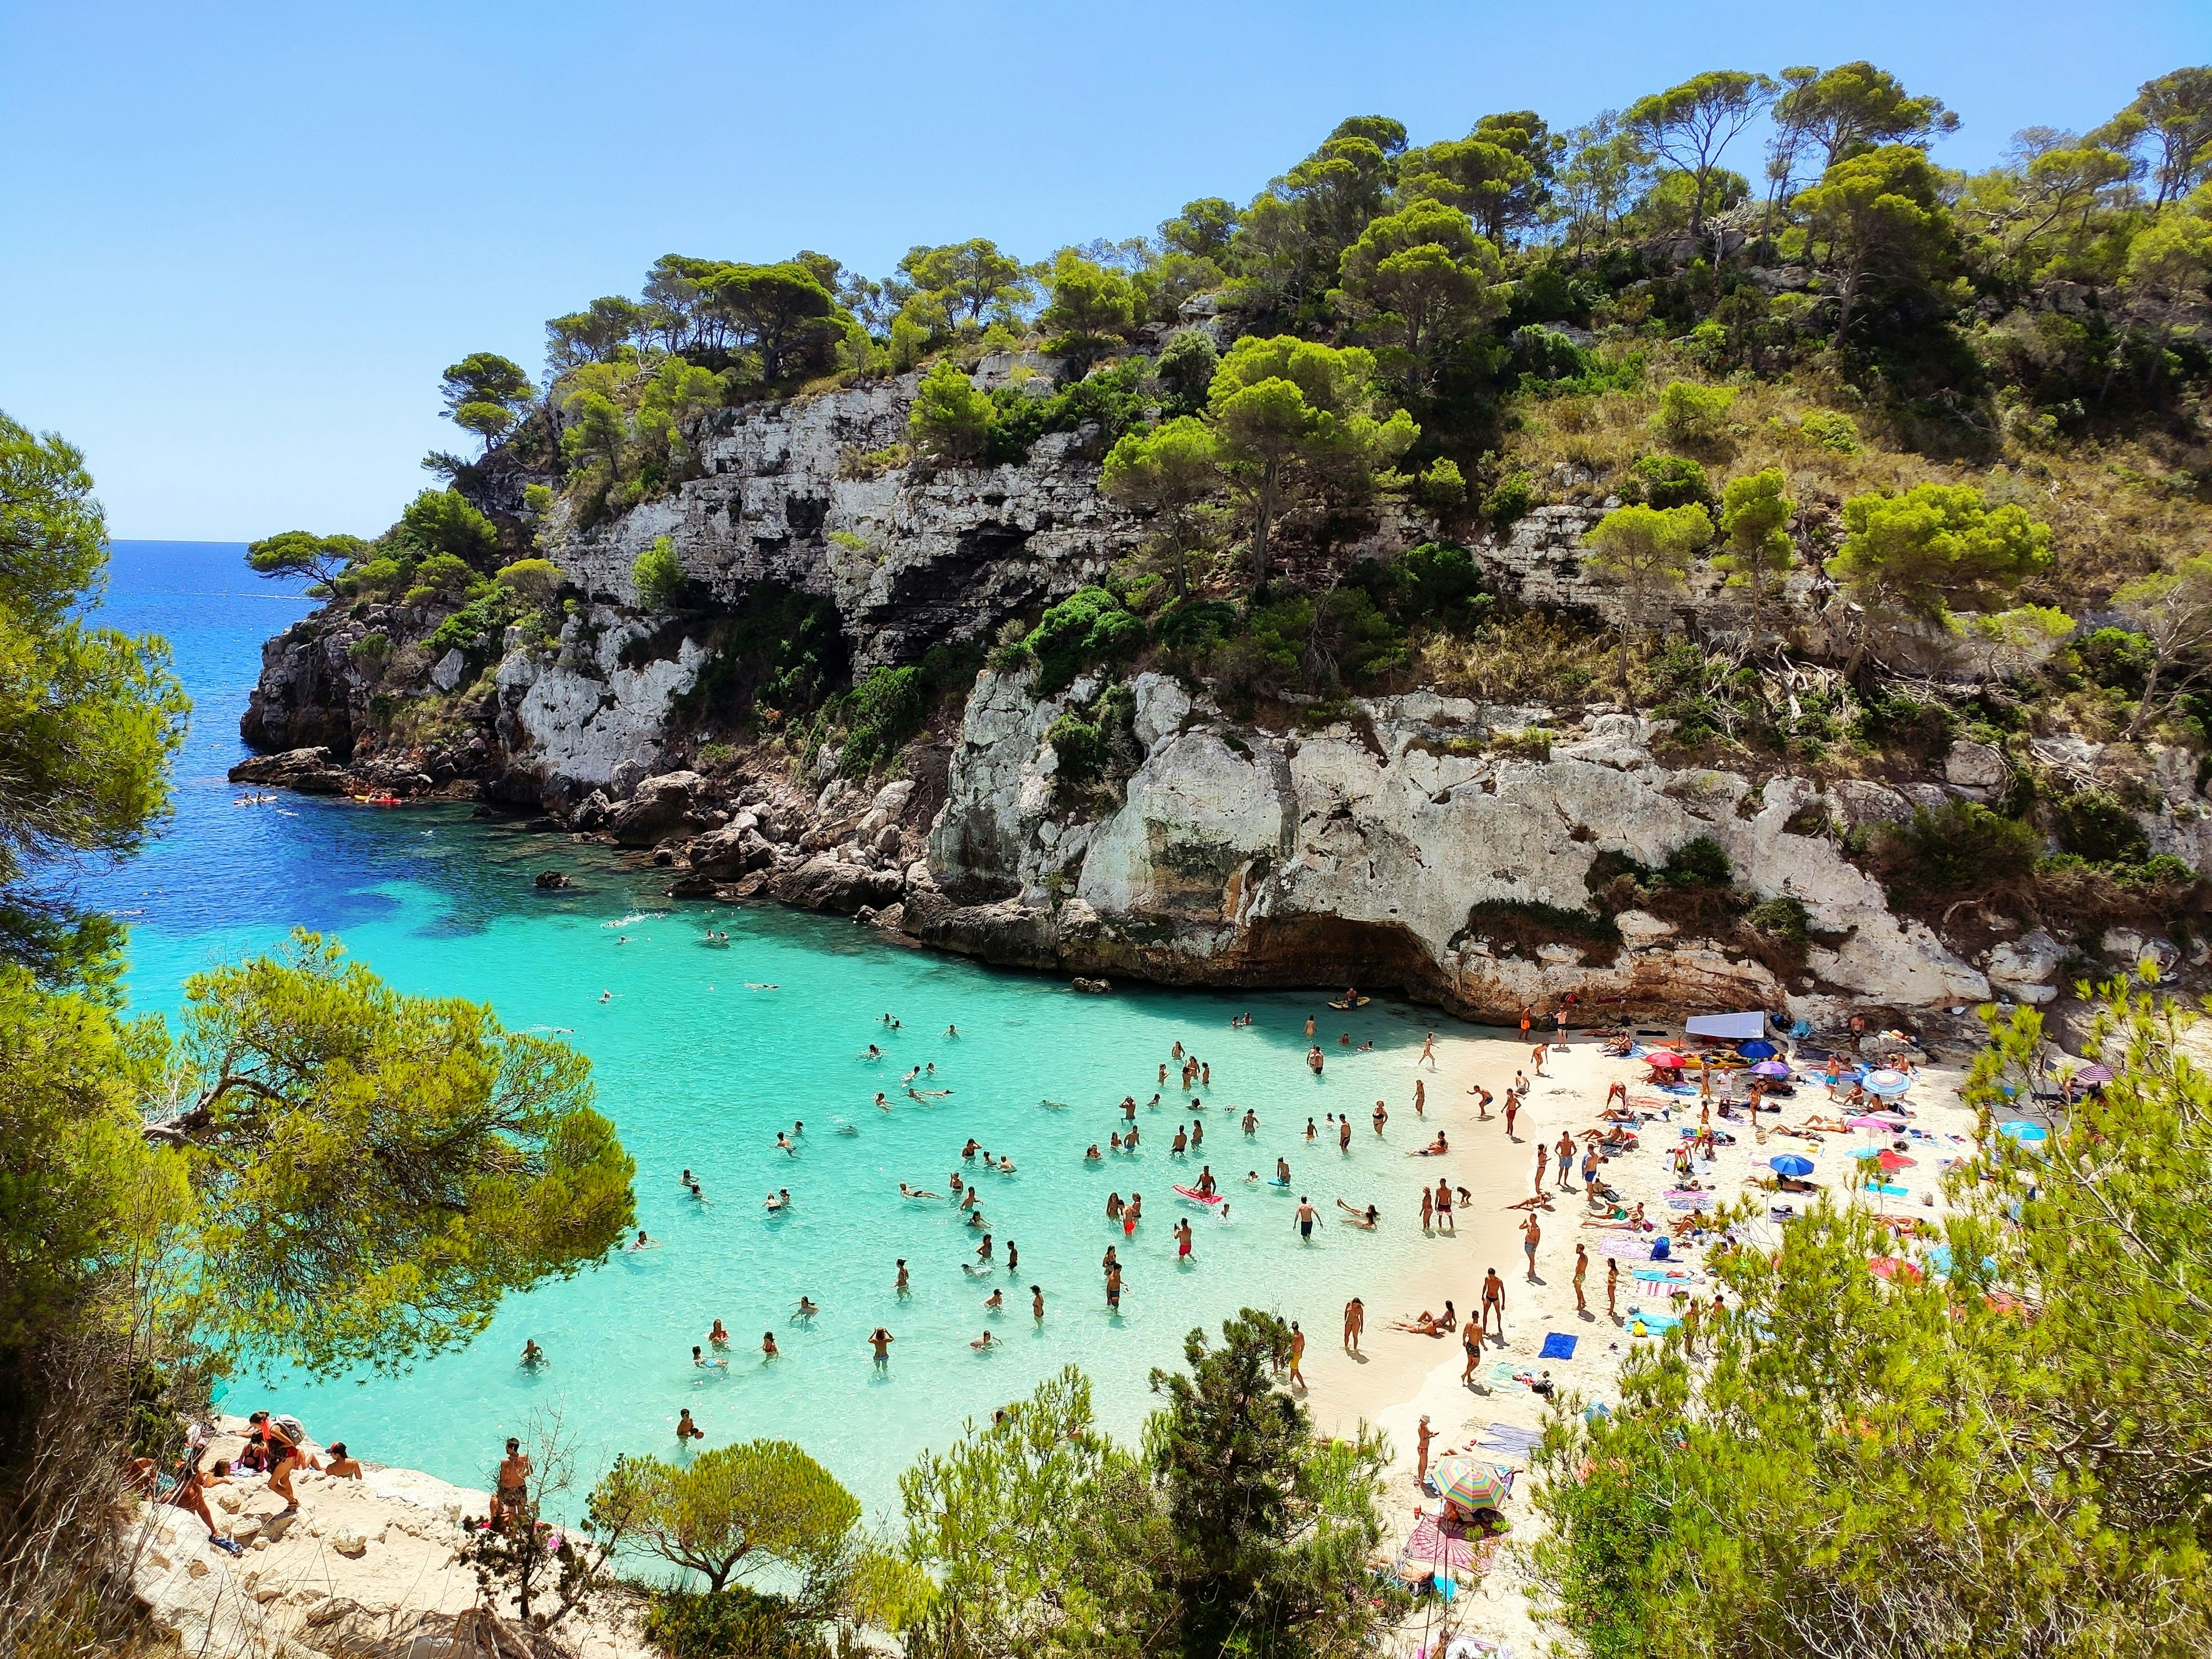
[1290,1020,1977,1654]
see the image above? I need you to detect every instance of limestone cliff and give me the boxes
[234,370,2205,1035]
[911,667,1993,1025]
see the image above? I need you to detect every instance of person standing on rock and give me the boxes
[493,1437,531,1530]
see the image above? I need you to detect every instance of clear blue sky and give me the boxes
[3,0,2203,541]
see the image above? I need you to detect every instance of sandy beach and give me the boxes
[1285,1017,1977,1654]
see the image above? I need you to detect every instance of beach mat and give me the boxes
[1593,1235,1654,1260]
[1539,1331,1578,1361]
[1479,1422,1545,1454]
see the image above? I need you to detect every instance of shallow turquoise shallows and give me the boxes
[89,544,1446,1517]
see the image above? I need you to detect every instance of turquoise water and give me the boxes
[88,544,1443,1517]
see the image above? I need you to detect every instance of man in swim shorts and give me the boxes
[1295,1196,1317,1240]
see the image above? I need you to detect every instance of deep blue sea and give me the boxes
[85,542,1443,1516]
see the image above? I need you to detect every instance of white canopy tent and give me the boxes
[1683,1011,1771,1041]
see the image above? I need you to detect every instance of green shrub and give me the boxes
[1869,802,2041,912]
[1744,895,1811,947]
[2049,789,2151,868]
[494,557,564,607]
[427,585,521,656]
[1657,836,1733,890]
[839,665,926,772]
[2074,627,2153,698]
[1023,586,1144,693]
[1155,598,1241,654]
[632,535,686,611]
[672,582,849,729]
[338,556,407,599]
[1153,329,1219,416]
[642,1586,825,1659]
[1483,470,1536,532]
[987,359,1150,464]
[1798,408,1861,454]
[1047,711,1104,785]
[908,361,994,467]
[1652,381,1738,446]
[836,442,911,480]
[1397,541,1485,620]
[1416,457,1469,516]
[1313,586,1406,684]
[1623,454,1714,510]
[348,631,391,667]
[1490,727,1554,761]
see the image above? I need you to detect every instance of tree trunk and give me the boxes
[2127,656,2166,739]
[1251,463,1278,593]
[1830,262,1863,349]
[1618,626,1637,713]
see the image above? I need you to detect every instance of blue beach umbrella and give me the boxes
[1738,1040,1778,1059]
[1770,1154,1815,1177]
[1997,1119,2048,1143]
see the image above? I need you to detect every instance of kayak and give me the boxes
[1173,1184,1225,1206]
[1328,995,1371,1010]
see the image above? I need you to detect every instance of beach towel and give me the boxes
[1539,1332,1578,1361]
[1594,1236,1654,1260]
[1479,1422,1545,1454]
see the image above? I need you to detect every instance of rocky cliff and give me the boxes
[234,370,2207,1037]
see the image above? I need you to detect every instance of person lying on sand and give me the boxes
[1391,1309,1451,1336]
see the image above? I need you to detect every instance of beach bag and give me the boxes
[1650,1236,1671,1261]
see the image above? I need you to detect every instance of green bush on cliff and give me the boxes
[632,535,687,611]
[839,665,926,772]
[1018,586,1145,694]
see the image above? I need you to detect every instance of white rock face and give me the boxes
[925,688,1990,1018]
[498,608,707,798]
[544,372,1146,671]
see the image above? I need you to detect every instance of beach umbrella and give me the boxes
[1997,1120,2048,1144]
[1875,1149,1914,1171]
[1738,1040,1777,1059]
[1751,1059,1791,1078]
[1769,1154,1815,1177]
[1434,1456,1513,1512]
[1645,1052,1685,1069]
[2074,1064,2112,1084]
[1847,1114,1903,1131]
[1862,1068,1912,1097]
[1866,1256,1921,1281]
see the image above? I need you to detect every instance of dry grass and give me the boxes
[1502,354,2212,611]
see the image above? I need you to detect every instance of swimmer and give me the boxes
[1245,1168,1260,1183]
[1305,1118,1318,1142]
[600,991,612,1003]
[1276,1157,1291,1183]
[874,1092,891,1111]
[708,1319,729,1347]
[870,1327,895,1363]
[900,1181,944,1199]
[762,1331,779,1359]
[984,1288,1003,1310]
[520,1339,544,1368]
[676,1408,703,1441]
[764,1191,786,1211]
[1032,1284,1045,1322]
[866,1044,882,1060]
[1307,1047,1325,1074]
[1086,1145,1102,1161]
[691,1344,726,1369]
[1242,1108,1258,1135]
[1336,1199,1380,1228]
[775,1132,796,1155]
[795,1297,819,1320]
[895,1259,910,1296]
[971,1329,997,1351]
[1373,1100,1388,1135]
[629,1230,658,1251]
[680,1168,702,1196]
[946,1024,959,1037]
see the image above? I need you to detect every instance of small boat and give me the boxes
[350,794,407,807]
[1328,995,1371,1010]
[1173,1184,1225,1206]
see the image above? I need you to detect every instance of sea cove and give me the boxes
[95,543,1453,1514]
